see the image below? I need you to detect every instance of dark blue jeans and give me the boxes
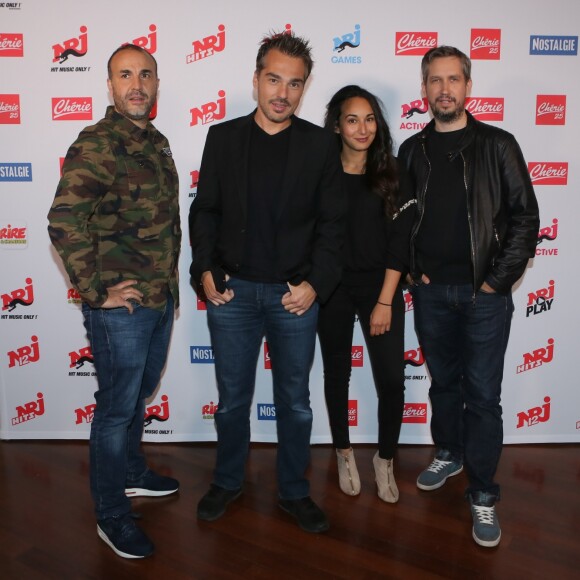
[207,277,318,500]
[411,284,513,496]
[82,296,174,520]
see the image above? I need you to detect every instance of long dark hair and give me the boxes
[324,85,399,217]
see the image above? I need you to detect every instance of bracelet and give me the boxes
[377,301,392,306]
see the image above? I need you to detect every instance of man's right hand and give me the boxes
[201,270,234,306]
[406,273,431,285]
[102,280,143,313]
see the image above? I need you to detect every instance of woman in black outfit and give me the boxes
[318,85,415,502]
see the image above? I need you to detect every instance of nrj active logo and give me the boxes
[529,35,578,56]
[470,29,501,60]
[516,396,551,429]
[0,33,23,57]
[400,97,428,130]
[69,345,94,376]
[517,338,554,374]
[528,162,568,186]
[1,277,34,313]
[395,32,437,56]
[0,222,27,248]
[0,94,20,123]
[52,97,93,121]
[186,24,225,64]
[351,345,364,367]
[331,24,361,64]
[402,403,427,423]
[202,400,218,420]
[12,392,45,426]
[190,91,225,126]
[536,218,558,256]
[51,26,88,70]
[125,24,157,54]
[536,95,566,125]
[0,162,32,181]
[465,97,504,121]
[526,280,554,317]
[7,335,39,368]
[257,403,276,421]
[190,346,214,363]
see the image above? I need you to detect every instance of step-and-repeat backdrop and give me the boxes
[1,0,578,444]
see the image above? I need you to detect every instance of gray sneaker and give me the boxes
[469,491,501,547]
[416,450,463,490]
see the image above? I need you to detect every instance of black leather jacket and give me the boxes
[398,112,539,294]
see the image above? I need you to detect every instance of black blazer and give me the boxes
[189,112,346,303]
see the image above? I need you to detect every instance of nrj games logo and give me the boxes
[186,24,225,64]
[331,24,361,64]
[7,335,39,368]
[2,277,34,312]
[12,392,45,426]
[516,396,551,429]
[517,338,554,374]
[190,91,226,126]
[526,280,554,317]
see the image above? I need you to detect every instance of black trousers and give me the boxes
[317,279,405,459]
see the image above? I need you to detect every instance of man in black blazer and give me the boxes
[189,32,345,533]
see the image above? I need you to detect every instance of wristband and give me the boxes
[377,301,392,306]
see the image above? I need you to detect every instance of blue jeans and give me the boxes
[82,296,174,520]
[207,277,318,500]
[411,284,513,496]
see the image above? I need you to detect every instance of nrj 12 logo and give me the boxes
[516,396,551,429]
[7,335,39,368]
[190,91,226,126]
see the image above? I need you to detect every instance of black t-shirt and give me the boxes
[415,128,472,284]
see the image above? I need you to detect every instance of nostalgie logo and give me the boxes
[403,289,414,313]
[144,395,170,427]
[351,345,364,367]
[536,95,566,125]
[348,400,358,426]
[0,33,23,57]
[7,335,39,368]
[202,401,218,420]
[395,32,437,56]
[52,26,87,65]
[470,29,501,60]
[190,346,214,363]
[12,392,45,426]
[402,403,428,424]
[68,345,94,377]
[125,24,157,54]
[528,162,568,185]
[75,402,96,425]
[517,338,554,374]
[0,162,32,181]
[0,94,20,123]
[331,24,361,64]
[529,35,578,56]
[536,218,559,256]
[257,403,276,421]
[190,91,226,126]
[189,169,199,199]
[465,97,504,121]
[52,97,93,121]
[526,280,555,317]
[186,24,225,64]
[1,277,34,314]
[516,396,551,429]
[404,346,424,367]
[400,97,428,130]
[0,221,27,249]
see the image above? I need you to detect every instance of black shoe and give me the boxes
[97,514,154,559]
[125,469,179,498]
[278,496,330,533]
[197,484,242,521]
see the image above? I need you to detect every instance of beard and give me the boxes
[430,97,465,125]
[113,90,156,122]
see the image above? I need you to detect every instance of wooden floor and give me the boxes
[0,441,578,579]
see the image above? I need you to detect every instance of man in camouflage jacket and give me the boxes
[47,44,180,559]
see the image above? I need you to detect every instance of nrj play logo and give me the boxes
[516,396,551,429]
[517,338,554,374]
[186,24,225,64]
[12,392,45,425]
[526,280,555,317]
[1,277,34,312]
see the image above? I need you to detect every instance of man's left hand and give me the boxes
[281,281,316,316]
[480,281,496,294]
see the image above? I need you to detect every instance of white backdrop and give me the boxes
[1,0,578,444]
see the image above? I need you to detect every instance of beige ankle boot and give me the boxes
[373,451,399,503]
[336,448,361,496]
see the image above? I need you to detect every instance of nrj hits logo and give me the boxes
[2,277,34,312]
[526,280,554,317]
[12,392,45,425]
[186,24,225,64]
[516,396,551,429]
[517,339,554,374]
[190,91,226,126]
[7,335,39,368]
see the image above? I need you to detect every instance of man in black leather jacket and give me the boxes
[398,45,539,548]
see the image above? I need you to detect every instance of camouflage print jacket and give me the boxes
[48,106,181,310]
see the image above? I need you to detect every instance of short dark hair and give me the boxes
[107,44,158,79]
[255,31,313,79]
[421,45,471,84]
